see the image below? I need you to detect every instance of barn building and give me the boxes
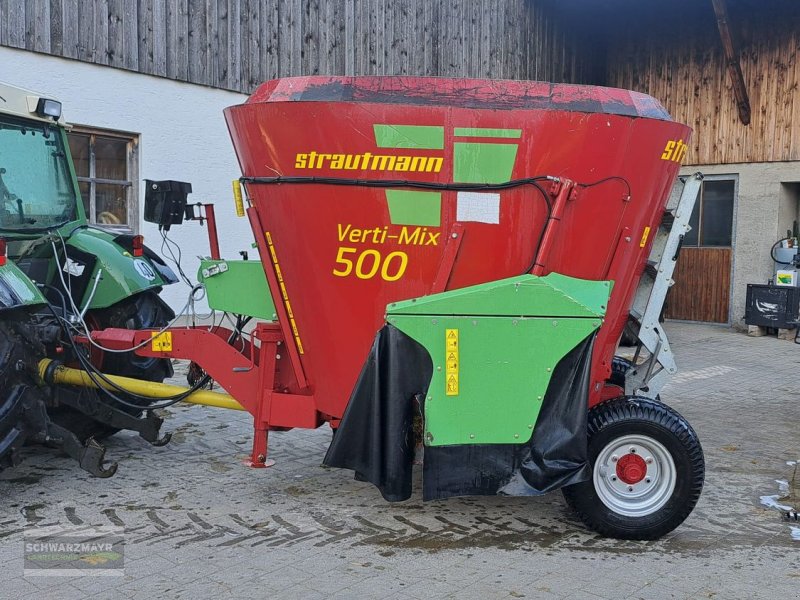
[1,0,798,326]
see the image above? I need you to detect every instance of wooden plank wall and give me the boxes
[604,2,800,165]
[0,0,589,94]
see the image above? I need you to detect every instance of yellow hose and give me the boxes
[38,359,245,411]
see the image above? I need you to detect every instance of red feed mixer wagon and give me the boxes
[53,77,704,540]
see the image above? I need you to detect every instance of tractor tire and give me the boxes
[562,396,704,540]
[52,290,174,441]
[0,318,42,468]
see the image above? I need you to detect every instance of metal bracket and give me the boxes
[55,386,171,447]
[201,261,229,279]
[23,391,118,477]
[624,173,703,398]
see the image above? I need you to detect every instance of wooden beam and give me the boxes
[711,0,751,125]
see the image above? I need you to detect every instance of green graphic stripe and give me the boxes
[386,190,441,226]
[453,142,518,184]
[373,125,444,149]
[454,128,522,138]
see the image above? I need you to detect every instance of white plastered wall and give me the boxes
[0,46,250,312]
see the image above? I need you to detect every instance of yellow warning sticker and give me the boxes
[446,373,459,395]
[266,231,304,354]
[446,329,459,351]
[639,226,651,248]
[151,331,173,352]
[446,352,458,372]
[445,328,459,396]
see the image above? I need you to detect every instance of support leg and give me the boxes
[247,424,275,468]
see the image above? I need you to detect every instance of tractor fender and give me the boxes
[0,260,46,312]
[64,227,177,311]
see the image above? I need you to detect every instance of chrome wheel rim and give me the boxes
[593,434,676,517]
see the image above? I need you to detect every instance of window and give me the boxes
[67,128,138,230]
[0,114,77,230]
[683,177,736,247]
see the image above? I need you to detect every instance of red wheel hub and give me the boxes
[616,453,647,484]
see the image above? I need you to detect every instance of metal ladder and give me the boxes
[623,172,703,398]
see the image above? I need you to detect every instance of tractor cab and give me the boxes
[0,81,176,313]
[0,83,82,235]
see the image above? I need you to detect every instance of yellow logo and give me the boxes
[661,139,688,163]
[295,151,442,173]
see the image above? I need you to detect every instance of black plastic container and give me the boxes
[744,284,800,328]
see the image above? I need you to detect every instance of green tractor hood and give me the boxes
[12,226,177,311]
[61,227,178,310]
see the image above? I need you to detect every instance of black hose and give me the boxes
[241,175,554,275]
[39,287,225,410]
[240,174,555,192]
[771,237,795,266]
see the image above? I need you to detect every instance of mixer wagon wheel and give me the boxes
[562,396,704,540]
[608,356,633,388]
[52,291,174,441]
[606,356,661,401]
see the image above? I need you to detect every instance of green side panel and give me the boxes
[385,190,442,226]
[387,273,609,446]
[453,142,519,183]
[198,259,276,320]
[388,273,611,319]
[0,260,46,308]
[373,125,445,149]
[390,316,601,446]
[453,128,522,138]
[65,227,170,309]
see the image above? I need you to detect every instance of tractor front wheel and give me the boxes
[562,396,704,540]
[1,317,44,468]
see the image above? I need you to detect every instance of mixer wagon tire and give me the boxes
[609,356,633,388]
[607,356,661,401]
[619,318,639,346]
[562,396,704,540]
[52,291,174,441]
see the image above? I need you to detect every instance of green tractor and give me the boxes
[0,81,177,474]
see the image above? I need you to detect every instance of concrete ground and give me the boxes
[1,322,798,599]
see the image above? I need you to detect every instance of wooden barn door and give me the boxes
[665,178,736,323]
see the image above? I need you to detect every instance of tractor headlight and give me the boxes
[35,98,62,120]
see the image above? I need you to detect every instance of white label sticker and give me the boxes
[133,259,157,281]
[62,258,85,277]
[456,192,500,224]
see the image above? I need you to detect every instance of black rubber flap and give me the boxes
[323,324,432,502]
[324,326,595,502]
[422,334,595,500]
